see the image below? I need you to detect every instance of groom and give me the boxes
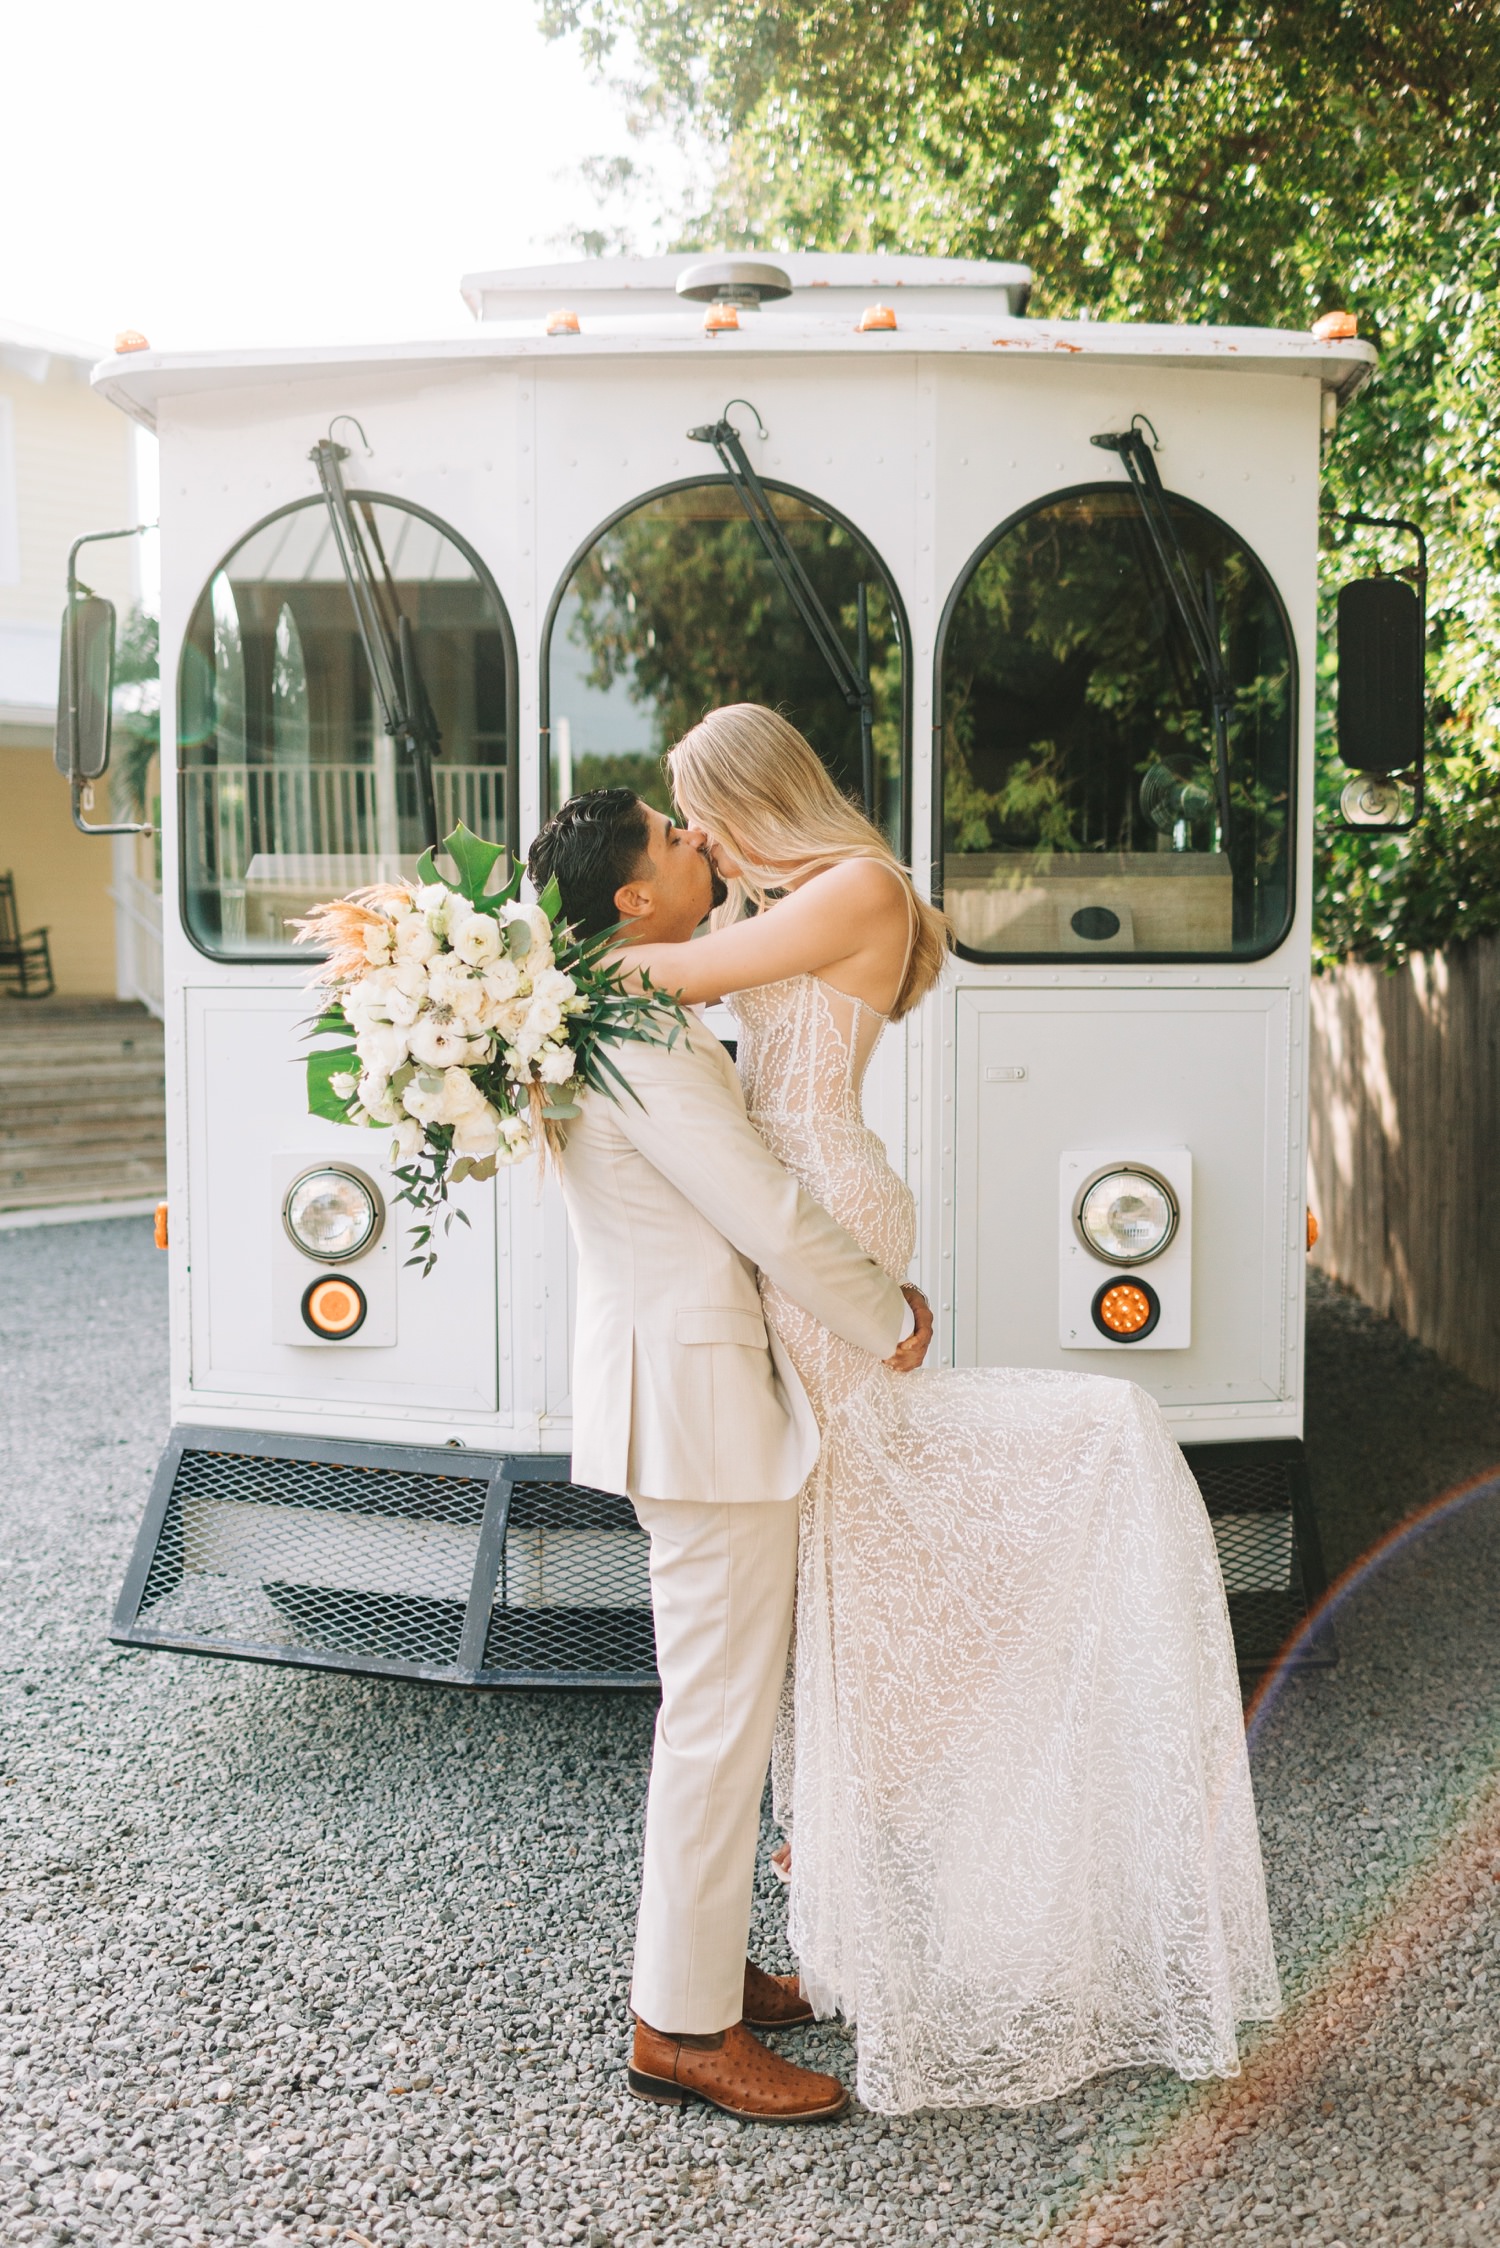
[527,788,930,2124]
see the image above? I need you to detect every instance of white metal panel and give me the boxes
[952,986,1292,1425]
[184,988,501,1418]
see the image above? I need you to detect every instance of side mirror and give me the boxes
[1332,514,1427,832]
[54,593,117,784]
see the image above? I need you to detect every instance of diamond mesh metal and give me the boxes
[1183,1442,1333,1672]
[134,1445,489,1671]
[480,1477,656,1683]
[115,1432,1328,1687]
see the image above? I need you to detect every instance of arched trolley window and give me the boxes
[178,495,517,961]
[542,479,908,851]
[936,484,1295,961]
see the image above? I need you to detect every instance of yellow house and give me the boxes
[0,315,142,998]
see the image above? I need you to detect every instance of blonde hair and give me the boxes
[665,704,951,1020]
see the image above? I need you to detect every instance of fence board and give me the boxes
[1309,936,1500,1392]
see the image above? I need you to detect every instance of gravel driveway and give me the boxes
[1,1220,1496,2248]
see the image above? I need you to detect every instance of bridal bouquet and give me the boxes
[295,824,683,1270]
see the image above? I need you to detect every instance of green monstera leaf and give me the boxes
[416,823,525,916]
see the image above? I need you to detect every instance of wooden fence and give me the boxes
[1308,934,1500,1393]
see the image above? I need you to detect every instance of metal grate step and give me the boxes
[113,1430,1332,1690]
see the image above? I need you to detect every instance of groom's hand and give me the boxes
[885,1286,933,1373]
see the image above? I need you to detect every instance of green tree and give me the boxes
[543,0,1500,962]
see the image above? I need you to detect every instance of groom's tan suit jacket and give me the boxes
[558,1013,905,1503]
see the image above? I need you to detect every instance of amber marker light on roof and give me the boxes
[302,1275,368,1340]
[1312,310,1358,340]
[545,309,580,335]
[114,329,150,353]
[857,303,898,331]
[702,302,740,333]
[1091,1279,1161,1343]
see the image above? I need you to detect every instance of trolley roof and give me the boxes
[91,253,1377,434]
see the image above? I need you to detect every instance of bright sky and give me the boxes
[2,0,686,355]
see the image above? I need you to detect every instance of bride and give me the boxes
[622,702,1280,2115]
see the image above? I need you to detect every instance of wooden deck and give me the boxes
[0,997,166,1214]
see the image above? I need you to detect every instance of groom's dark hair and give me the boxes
[527,787,654,940]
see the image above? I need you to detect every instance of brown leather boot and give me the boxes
[629,2019,849,2123]
[742,1957,815,2030]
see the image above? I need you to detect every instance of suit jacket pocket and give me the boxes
[675,1307,770,1350]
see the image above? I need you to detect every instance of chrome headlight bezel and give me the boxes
[282,1165,384,1265]
[1072,1163,1179,1268]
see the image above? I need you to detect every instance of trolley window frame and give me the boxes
[175,489,521,968]
[932,479,1300,968]
[538,473,912,858]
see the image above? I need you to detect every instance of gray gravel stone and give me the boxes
[2,1227,1496,2247]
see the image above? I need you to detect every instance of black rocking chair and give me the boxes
[0,872,55,999]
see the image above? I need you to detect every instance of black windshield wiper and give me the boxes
[688,402,876,815]
[1091,417,1234,842]
[310,426,442,850]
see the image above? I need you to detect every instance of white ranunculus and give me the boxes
[535,1041,576,1085]
[389,1116,425,1162]
[355,1023,410,1076]
[362,922,393,966]
[393,913,440,965]
[408,1017,477,1069]
[358,1070,400,1125]
[413,882,451,917]
[452,912,502,968]
[427,959,490,1032]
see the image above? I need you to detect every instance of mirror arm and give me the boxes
[65,523,157,838]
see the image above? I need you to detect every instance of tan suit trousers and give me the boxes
[628,1493,799,2035]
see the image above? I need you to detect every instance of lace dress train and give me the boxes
[730,976,1280,2115]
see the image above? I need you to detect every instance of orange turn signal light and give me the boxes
[702,301,740,334]
[153,1201,168,1250]
[1091,1278,1161,1342]
[302,1275,368,1339]
[1312,310,1358,341]
[546,309,580,335]
[1307,1207,1320,1251]
[857,303,897,332]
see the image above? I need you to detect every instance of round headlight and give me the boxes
[1075,1165,1178,1266]
[283,1167,383,1264]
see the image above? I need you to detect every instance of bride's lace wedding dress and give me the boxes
[728,973,1281,2114]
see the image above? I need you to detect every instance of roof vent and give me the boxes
[675,257,793,310]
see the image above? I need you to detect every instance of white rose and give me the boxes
[501,902,554,959]
[451,1104,502,1157]
[393,914,439,965]
[355,1023,410,1075]
[529,965,576,1008]
[389,1116,425,1162]
[453,913,502,968]
[327,1070,359,1101]
[358,1070,400,1125]
[525,997,565,1043]
[408,1018,478,1069]
[427,958,490,1031]
[481,954,522,1001]
[413,882,451,917]
[535,1042,576,1085]
[362,922,393,966]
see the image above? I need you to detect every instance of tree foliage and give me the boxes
[543,0,1500,963]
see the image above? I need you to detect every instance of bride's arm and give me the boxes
[628,860,895,1003]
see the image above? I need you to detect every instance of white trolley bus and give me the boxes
[66,253,1391,1690]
